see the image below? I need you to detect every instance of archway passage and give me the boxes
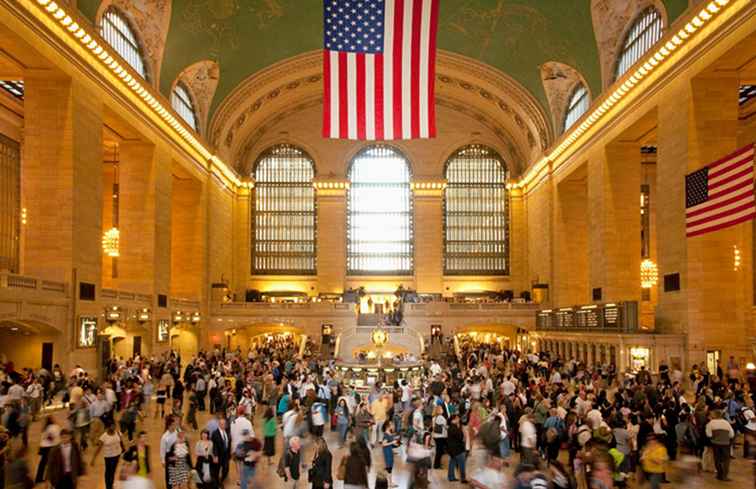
[221,324,307,357]
[0,320,63,372]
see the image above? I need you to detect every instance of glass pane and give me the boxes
[615,8,663,79]
[252,145,316,275]
[101,9,147,79]
[347,145,413,274]
[444,144,509,275]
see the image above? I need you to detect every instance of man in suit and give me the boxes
[212,417,231,483]
[46,429,84,489]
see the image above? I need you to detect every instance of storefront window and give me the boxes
[630,346,650,371]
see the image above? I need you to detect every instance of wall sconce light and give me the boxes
[105,305,122,323]
[21,208,27,225]
[733,245,741,271]
[137,308,151,323]
[191,312,201,324]
[172,310,184,324]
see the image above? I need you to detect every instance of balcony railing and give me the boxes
[102,289,154,305]
[0,273,68,296]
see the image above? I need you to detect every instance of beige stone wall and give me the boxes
[525,180,553,296]
[553,172,589,306]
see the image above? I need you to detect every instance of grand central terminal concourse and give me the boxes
[0,1,755,488]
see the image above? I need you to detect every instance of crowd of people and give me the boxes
[0,335,753,489]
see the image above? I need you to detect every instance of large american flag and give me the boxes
[322,0,439,140]
[685,144,755,237]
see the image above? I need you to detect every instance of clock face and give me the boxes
[371,328,388,347]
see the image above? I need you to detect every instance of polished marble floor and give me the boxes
[24,404,755,489]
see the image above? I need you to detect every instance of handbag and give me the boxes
[336,455,347,481]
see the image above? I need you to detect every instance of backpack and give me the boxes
[479,417,501,449]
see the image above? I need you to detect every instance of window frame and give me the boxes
[443,144,510,276]
[347,145,414,276]
[100,7,148,80]
[171,82,198,131]
[251,144,317,276]
[614,7,664,80]
[563,83,589,133]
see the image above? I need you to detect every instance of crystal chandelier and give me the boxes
[102,227,120,257]
[640,258,658,288]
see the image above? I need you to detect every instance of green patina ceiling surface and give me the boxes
[78,0,688,121]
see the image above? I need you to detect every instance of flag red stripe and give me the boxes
[427,0,439,138]
[686,201,756,229]
[322,49,331,138]
[708,152,754,179]
[375,54,384,140]
[686,189,755,218]
[709,143,755,170]
[392,0,404,139]
[708,167,753,190]
[410,0,422,139]
[686,211,756,237]
[356,54,366,140]
[338,52,348,139]
[706,178,753,201]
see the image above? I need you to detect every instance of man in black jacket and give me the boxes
[212,417,231,483]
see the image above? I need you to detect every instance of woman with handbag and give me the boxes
[309,437,333,489]
[431,405,448,469]
[167,430,192,489]
[90,422,123,489]
[341,441,369,489]
[194,429,216,489]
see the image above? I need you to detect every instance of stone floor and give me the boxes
[24,404,755,489]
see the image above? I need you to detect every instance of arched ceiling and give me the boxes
[77,0,688,122]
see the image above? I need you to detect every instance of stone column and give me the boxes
[315,180,347,293]
[657,74,751,364]
[233,187,252,300]
[413,180,445,293]
[554,175,589,306]
[118,141,172,295]
[588,142,641,303]
[22,73,103,285]
[170,177,206,299]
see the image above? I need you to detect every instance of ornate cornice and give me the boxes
[208,50,553,174]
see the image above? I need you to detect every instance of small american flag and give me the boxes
[322,0,439,140]
[686,144,755,237]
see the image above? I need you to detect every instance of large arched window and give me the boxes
[252,145,316,275]
[100,7,148,79]
[615,7,663,80]
[444,145,509,275]
[171,82,198,131]
[348,146,413,274]
[563,83,589,132]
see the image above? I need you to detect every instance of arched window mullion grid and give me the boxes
[563,84,589,132]
[347,145,413,275]
[100,7,147,80]
[615,7,663,80]
[171,82,198,131]
[252,145,316,275]
[443,145,509,275]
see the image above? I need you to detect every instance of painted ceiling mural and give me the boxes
[77,0,688,122]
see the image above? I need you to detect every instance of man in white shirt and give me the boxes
[159,416,178,489]
[501,377,516,397]
[519,412,537,465]
[282,406,300,451]
[401,380,412,411]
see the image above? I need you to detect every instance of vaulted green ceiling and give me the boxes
[78,0,688,122]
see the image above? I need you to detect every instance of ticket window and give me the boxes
[630,347,650,371]
[706,350,721,374]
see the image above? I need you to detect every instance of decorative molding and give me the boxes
[95,0,172,88]
[173,59,220,137]
[540,62,592,135]
[591,0,669,88]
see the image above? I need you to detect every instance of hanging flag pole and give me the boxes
[322,0,440,141]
